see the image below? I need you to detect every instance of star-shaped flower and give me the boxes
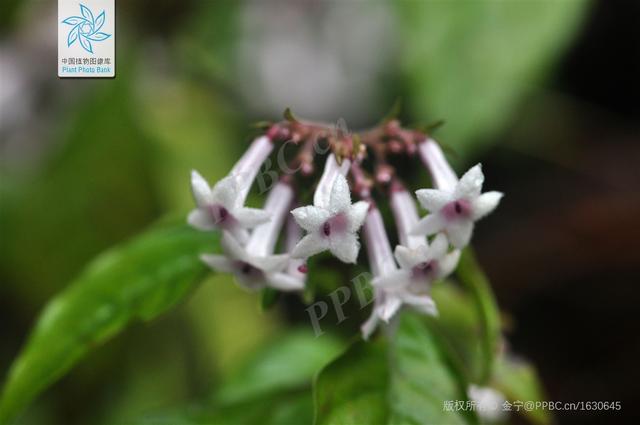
[411,164,503,248]
[369,234,458,322]
[392,233,460,285]
[291,174,369,263]
[201,234,303,291]
[187,170,271,243]
[361,208,456,340]
[361,283,436,340]
[361,272,439,340]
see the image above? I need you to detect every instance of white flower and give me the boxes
[368,234,458,326]
[228,135,274,204]
[412,164,503,248]
[417,138,459,191]
[392,234,460,286]
[187,171,271,243]
[201,233,303,291]
[201,181,303,291]
[361,208,456,340]
[284,210,308,283]
[291,154,369,263]
[291,171,369,264]
[467,385,507,422]
[390,180,428,249]
[187,135,274,243]
[313,153,351,208]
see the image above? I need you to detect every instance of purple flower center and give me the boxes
[411,260,438,280]
[321,213,348,238]
[234,261,264,282]
[209,204,233,227]
[442,199,472,221]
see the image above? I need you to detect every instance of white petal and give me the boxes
[447,221,473,249]
[249,254,289,273]
[267,272,305,291]
[226,226,249,245]
[373,269,411,291]
[211,175,240,208]
[472,191,503,220]
[418,139,459,191]
[330,233,360,264]
[430,233,449,259]
[438,250,461,279]
[329,174,352,213]
[455,164,484,198]
[347,201,369,232]
[314,154,347,208]
[411,214,445,236]
[221,233,248,261]
[291,206,331,233]
[190,170,212,207]
[377,295,402,322]
[200,254,235,273]
[415,189,451,212]
[401,293,438,316]
[394,245,417,269]
[361,308,380,340]
[414,244,431,261]
[234,207,271,228]
[291,233,329,259]
[187,209,216,231]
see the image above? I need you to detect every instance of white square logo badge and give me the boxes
[58,0,115,78]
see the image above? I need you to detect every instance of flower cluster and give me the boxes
[188,117,502,339]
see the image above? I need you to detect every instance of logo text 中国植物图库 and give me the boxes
[58,1,115,78]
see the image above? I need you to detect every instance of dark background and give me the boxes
[477,1,640,424]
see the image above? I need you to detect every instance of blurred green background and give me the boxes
[0,1,638,424]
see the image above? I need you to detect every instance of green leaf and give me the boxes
[139,391,313,425]
[1,75,160,307]
[493,355,551,425]
[260,287,280,311]
[135,77,240,211]
[456,249,502,384]
[137,329,339,425]
[389,313,475,425]
[0,220,216,424]
[430,283,484,381]
[314,339,389,425]
[396,0,589,156]
[216,330,343,405]
[314,312,476,425]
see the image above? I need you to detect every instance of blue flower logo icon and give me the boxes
[62,4,111,54]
